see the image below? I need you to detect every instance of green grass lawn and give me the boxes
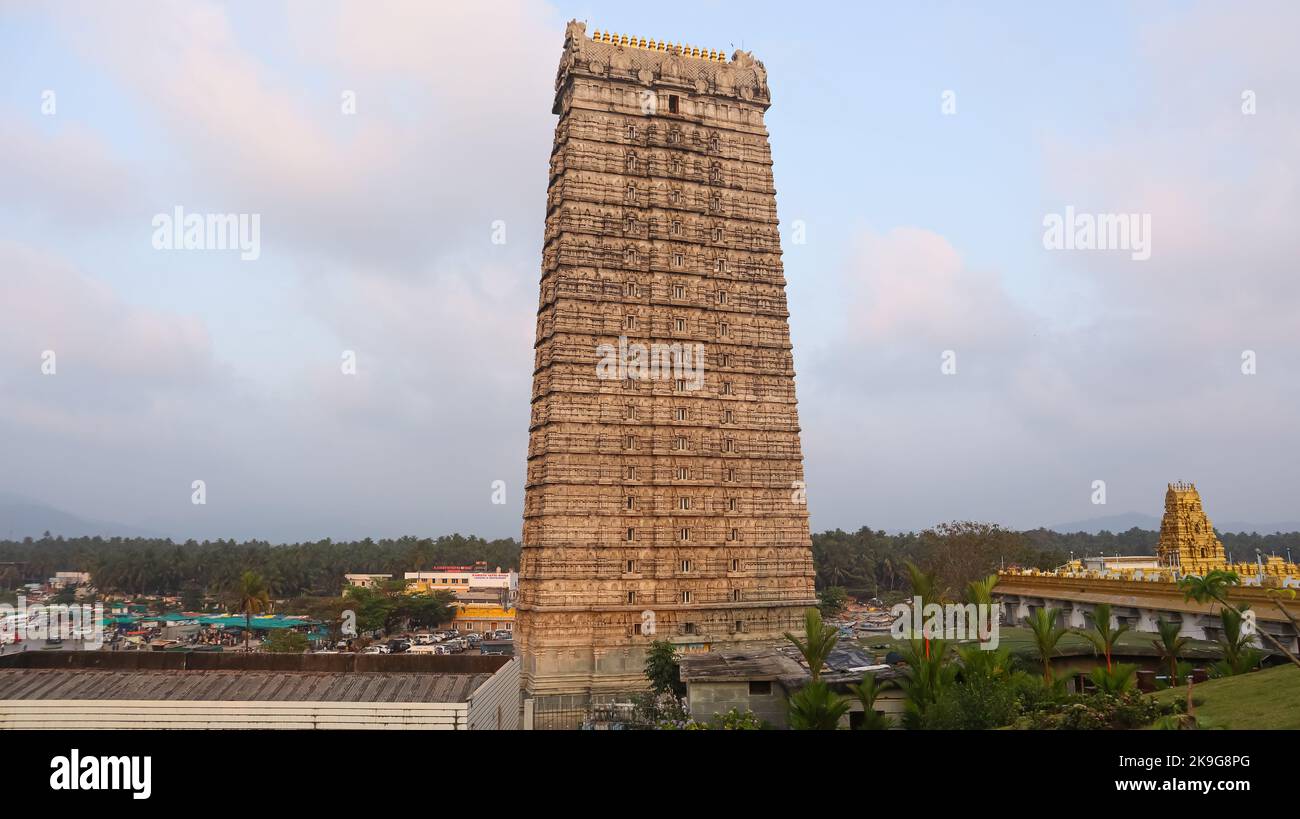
[1150,663,1300,729]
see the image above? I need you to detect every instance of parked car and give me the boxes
[362,645,389,655]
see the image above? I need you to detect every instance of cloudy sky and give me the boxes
[2,1,1298,542]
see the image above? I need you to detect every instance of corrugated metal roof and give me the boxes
[0,669,492,703]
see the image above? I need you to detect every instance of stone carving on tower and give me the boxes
[518,22,816,726]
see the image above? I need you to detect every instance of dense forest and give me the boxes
[1,524,1296,600]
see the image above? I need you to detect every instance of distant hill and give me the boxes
[0,493,164,540]
[1045,513,1161,534]
[1047,511,1300,536]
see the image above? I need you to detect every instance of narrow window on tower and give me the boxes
[626,314,636,330]
[625,247,638,266]
[681,559,693,572]
[626,184,637,205]
[729,528,739,542]
[676,466,689,480]
[625,404,636,420]
[711,135,721,152]
[670,187,681,204]
[627,591,636,604]
[679,528,690,542]
[731,558,741,571]
[725,467,736,482]
[627,124,637,141]
[675,378,687,392]
[675,407,687,422]
[712,226,723,243]
[626,496,635,510]
[723,437,733,452]
[710,164,721,183]
[626,153,637,173]
[718,290,727,305]
[626,527,635,541]
[679,497,690,510]
[728,497,738,512]
[625,466,637,480]
[681,591,693,604]
[719,322,729,337]
[722,381,733,395]
[669,95,679,113]
[624,281,636,298]
[671,221,682,237]
[675,435,687,451]
[672,252,683,268]
[675,318,685,332]
[732,588,741,601]
[624,435,635,450]
[724,410,733,424]
[673,283,685,299]
[626,559,637,573]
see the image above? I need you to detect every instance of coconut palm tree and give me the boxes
[1078,602,1129,672]
[847,673,892,730]
[963,573,999,606]
[786,680,850,730]
[234,570,270,652]
[1025,607,1068,685]
[905,561,944,658]
[1088,663,1137,695]
[1179,571,1300,669]
[783,607,839,683]
[896,638,956,728]
[1214,605,1264,677]
[1152,618,1189,687]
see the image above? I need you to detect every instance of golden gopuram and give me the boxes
[516,21,817,728]
[996,483,1300,650]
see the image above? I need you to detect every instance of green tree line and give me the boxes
[0,533,521,597]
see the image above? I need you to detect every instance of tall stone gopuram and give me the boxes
[1156,482,1228,575]
[517,22,817,728]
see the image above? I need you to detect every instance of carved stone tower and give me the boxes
[1156,482,1227,575]
[517,21,817,727]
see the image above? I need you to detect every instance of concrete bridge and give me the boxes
[995,574,1300,653]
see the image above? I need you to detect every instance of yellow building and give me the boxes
[445,603,515,634]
